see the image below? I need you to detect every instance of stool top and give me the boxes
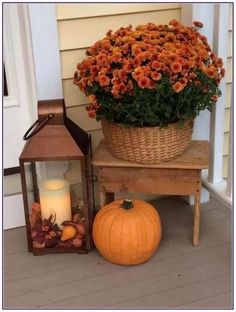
[92,140,209,169]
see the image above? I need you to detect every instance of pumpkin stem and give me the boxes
[122,199,133,210]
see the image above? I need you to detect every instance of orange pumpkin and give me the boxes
[93,199,162,265]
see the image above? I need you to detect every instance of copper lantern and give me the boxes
[19,99,94,255]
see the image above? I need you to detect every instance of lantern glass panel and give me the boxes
[22,160,88,253]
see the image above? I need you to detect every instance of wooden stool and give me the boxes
[92,140,209,246]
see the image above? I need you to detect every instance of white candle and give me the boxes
[39,179,72,228]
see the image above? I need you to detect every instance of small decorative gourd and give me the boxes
[93,199,162,265]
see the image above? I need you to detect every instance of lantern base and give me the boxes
[32,245,88,256]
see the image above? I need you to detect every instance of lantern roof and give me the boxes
[19,99,90,161]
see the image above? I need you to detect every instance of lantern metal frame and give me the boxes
[19,99,95,255]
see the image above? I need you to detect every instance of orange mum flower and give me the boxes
[132,58,141,68]
[111,84,120,97]
[200,35,208,44]
[211,95,219,101]
[198,49,209,60]
[172,81,185,93]
[98,74,110,87]
[126,80,134,92]
[111,51,122,63]
[77,78,87,92]
[123,60,133,72]
[88,111,96,118]
[170,62,182,74]
[151,61,162,71]
[97,54,107,66]
[169,19,180,27]
[90,65,100,75]
[193,21,203,28]
[118,69,127,81]
[206,67,216,78]
[119,82,127,94]
[138,76,151,89]
[136,52,147,63]
[88,94,97,104]
[220,68,225,78]
[132,67,144,80]
[151,71,162,81]
[216,58,223,68]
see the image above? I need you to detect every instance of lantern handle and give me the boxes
[23,114,54,140]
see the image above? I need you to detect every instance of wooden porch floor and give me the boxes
[3,195,232,309]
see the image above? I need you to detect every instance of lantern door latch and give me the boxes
[86,173,97,182]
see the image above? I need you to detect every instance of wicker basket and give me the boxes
[101,118,194,164]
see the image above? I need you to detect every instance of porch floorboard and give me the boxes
[3,195,232,309]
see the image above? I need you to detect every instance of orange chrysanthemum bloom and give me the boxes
[206,67,216,78]
[132,58,141,68]
[98,74,110,87]
[111,51,122,63]
[170,62,182,74]
[193,21,203,28]
[138,76,151,89]
[172,81,185,93]
[88,110,96,118]
[111,84,120,98]
[151,71,162,81]
[151,61,162,71]
[88,94,97,104]
[216,58,223,68]
[77,77,87,92]
[97,54,107,66]
[132,67,144,80]
[90,65,100,75]
[211,95,219,101]
[220,68,225,78]
[118,69,127,81]
[169,19,180,27]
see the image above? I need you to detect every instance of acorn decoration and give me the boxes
[59,213,86,248]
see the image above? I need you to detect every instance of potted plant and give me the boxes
[74,19,225,164]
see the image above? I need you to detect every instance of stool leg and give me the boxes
[193,195,200,246]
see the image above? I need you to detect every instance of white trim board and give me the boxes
[202,171,232,208]
[3,194,26,230]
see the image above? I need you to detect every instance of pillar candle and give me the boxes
[39,179,72,228]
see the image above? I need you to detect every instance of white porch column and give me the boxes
[28,4,67,180]
[28,3,63,100]
[181,3,215,203]
[208,3,229,184]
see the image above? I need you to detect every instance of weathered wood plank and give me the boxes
[99,167,200,195]
[93,140,209,169]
